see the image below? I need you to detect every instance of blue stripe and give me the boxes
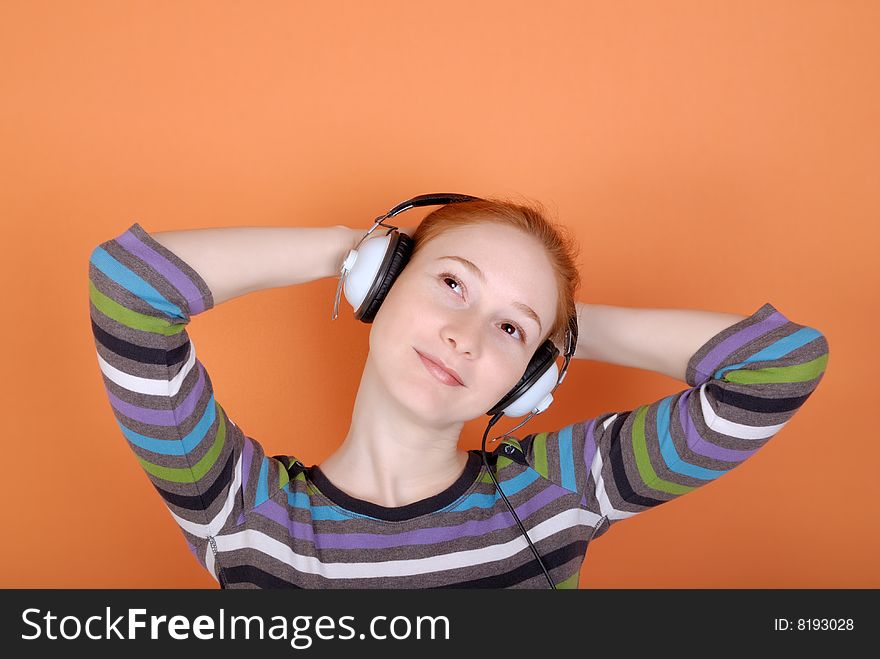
[284,487,379,521]
[716,327,823,379]
[119,394,215,456]
[557,425,576,491]
[311,506,377,521]
[286,490,313,510]
[656,396,725,480]
[90,245,186,320]
[448,469,541,511]
[256,457,269,506]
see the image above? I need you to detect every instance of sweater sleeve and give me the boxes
[517,302,830,540]
[88,222,293,585]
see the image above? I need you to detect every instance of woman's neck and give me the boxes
[318,440,469,509]
[317,359,469,508]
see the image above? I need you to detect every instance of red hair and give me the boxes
[411,196,582,350]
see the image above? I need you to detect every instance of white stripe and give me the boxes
[699,382,786,439]
[96,341,197,397]
[214,508,598,580]
[205,544,219,583]
[602,414,618,430]
[168,452,243,538]
[590,448,637,521]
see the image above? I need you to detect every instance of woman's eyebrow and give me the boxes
[436,255,543,333]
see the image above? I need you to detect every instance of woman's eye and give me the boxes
[500,323,524,341]
[441,275,463,296]
[438,273,526,343]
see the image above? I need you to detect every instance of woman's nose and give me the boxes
[441,315,481,355]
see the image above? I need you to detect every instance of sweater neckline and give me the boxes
[306,451,484,522]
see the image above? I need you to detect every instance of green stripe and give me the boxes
[725,353,828,384]
[533,432,549,478]
[556,572,580,589]
[278,465,290,490]
[137,401,226,483]
[632,405,694,496]
[89,279,185,336]
[478,470,496,484]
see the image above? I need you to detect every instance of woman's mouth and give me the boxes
[414,349,464,387]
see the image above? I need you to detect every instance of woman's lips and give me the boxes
[415,349,464,387]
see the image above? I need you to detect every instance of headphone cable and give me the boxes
[480,412,556,589]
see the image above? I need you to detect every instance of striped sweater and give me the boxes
[88,222,830,588]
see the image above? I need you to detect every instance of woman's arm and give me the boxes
[513,301,829,546]
[150,224,360,306]
[88,221,359,585]
[574,302,748,381]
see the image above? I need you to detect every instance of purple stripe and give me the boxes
[693,308,789,384]
[251,485,572,550]
[105,360,207,427]
[252,497,306,536]
[678,387,758,462]
[186,540,205,567]
[116,226,208,315]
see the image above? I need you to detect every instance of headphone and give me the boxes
[330,193,579,588]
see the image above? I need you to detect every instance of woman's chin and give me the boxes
[389,381,473,425]
[372,349,485,423]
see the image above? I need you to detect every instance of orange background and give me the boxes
[1,0,876,588]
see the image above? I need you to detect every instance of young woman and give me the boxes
[87,194,829,588]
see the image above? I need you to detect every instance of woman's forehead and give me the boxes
[421,222,540,255]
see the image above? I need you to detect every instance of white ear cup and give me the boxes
[501,361,559,417]
[341,235,393,314]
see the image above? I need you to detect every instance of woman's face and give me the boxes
[368,222,559,426]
